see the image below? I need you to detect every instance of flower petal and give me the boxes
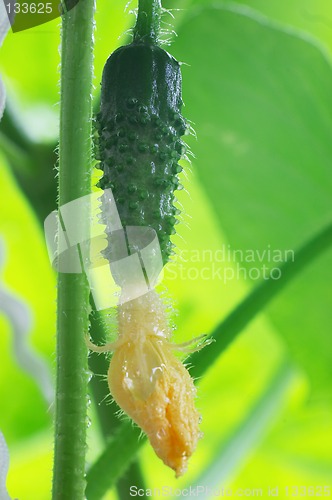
[108,340,200,476]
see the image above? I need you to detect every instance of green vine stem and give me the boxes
[52,0,95,498]
[133,0,162,43]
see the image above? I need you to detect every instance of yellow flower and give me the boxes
[89,290,201,476]
[108,337,200,476]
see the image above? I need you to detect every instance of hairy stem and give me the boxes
[133,0,162,43]
[52,0,95,498]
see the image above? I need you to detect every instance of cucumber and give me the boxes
[96,20,187,265]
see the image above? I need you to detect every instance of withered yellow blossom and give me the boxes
[88,290,201,477]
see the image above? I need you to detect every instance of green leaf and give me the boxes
[171,4,332,392]
[165,0,332,54]
[230,393,332,491]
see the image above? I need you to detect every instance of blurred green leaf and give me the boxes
[231,399,332,491]
[0,153,54,441]
[6,431,53,499]
[165,0,332,55]
[227,0,332,55]
[171,4,332,392]
[187,361,294,493]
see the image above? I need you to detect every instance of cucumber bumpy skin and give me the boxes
[96,41,187,265]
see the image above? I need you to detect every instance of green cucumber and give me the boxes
[95,1,187,265]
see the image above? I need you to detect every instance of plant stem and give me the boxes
[133,0,162,43]
[116,462,147,500]
[85,422,143,500]
[52,0,95,498]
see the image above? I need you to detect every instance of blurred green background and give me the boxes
[0,0,332,498]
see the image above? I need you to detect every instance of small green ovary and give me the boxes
[96,103,187,264]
